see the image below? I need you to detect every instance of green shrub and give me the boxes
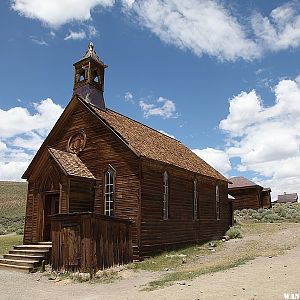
[0,225,7,235]
[226,226,243,239]
[252,212,263,220]
[235,203,300,223]
[16,228,24,235]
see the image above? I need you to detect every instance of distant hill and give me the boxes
[0,181,27,234]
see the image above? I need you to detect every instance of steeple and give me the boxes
[73,42,107,109]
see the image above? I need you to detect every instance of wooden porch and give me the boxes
[51,212,133,272]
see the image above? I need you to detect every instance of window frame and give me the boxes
[193,179,199,220]
[216,184,220,220]
[104,166,116,217]
[163,171,169,220]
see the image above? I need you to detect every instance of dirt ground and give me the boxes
[1,224,300,300]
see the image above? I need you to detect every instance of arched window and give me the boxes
[216,184,220,220]
[79,69,85,81]
[163,171,169,220]
[193,179,198,220]
[104,167,115,216]
[92,70,101,84]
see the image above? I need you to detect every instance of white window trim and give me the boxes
[104,167,115,216]
[216,184,220,220]
[163,171,169,220]
[193,180,198,220]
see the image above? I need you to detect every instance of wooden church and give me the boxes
[2,43,232,272]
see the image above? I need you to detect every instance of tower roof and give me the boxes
[82,42,106,66]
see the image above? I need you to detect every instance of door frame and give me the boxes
[42,191,60,241]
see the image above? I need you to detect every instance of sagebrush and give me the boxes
[235,203,300,223]
[226,226,243,239]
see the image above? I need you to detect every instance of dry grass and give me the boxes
[139,222,300,290]
[0,234,23,256]
[0,181,27,234]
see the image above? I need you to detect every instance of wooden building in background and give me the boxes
[274,193,298,204]
[228,177,272,210]
[20,43,232,270]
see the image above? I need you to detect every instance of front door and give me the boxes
[43,194,59,241]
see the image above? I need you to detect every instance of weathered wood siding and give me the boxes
[69,178,95,213]
[49,102,140,257]
[51,213,132,272]
[262,192,272,209]
[140,159,230,257]
[24,160,69,244]
[23,182,34,244]
[230,188,262,210]
[24,98,232,260]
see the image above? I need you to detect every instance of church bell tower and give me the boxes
[73,42,107,109]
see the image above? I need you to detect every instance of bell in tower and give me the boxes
[73,42,107,109]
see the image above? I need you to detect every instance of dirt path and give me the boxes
[1,224,300,300]
[0,245,299,300]
[143,243,300,300]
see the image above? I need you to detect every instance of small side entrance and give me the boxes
[43,193,59,241]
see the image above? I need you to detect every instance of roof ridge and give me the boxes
[104,109,227,180]
[83,100,229,182]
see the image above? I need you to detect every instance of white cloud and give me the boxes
[139,96,177,119]
[0,161,29,181]
[11,1,300,61]
[64,25,97,41]
[251,2,300,51]
[13,132,44,151]
[219,90,263,136]
[124,92,134,102]
[9,0,300,62]
[30,36,48,46]
[123,0,260,61]
[220,76,300,199]
[158,130,175,139]
[193,148,231,175]
[11,0,115,28]
[0,98,63,138]
[64,30,87,41]
[0,99,63,181]
[0,141,7,151]
[87,25,97,37]
[122,0,135,9]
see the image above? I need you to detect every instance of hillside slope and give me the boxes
[0,181,27,234]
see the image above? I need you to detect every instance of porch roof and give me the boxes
[48,148,95,179]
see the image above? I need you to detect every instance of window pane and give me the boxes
[163,171,168,220]
[216,185,220,220]
[104,167,115,216]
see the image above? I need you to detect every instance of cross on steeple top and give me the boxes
[82,41,106,66]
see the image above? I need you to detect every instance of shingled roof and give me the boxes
[87,103,228,182]
[49,148,95,179]
[228,176,261,189]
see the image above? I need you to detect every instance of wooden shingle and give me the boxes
[90,104,228,182]
[48,148,95,179]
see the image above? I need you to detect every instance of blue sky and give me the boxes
[1,0,300,199]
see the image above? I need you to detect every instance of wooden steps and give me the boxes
[0,242,52,273]
[3,253,45,262]
[0,263,32,272]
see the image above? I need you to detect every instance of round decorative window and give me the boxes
[67,131,86,154]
